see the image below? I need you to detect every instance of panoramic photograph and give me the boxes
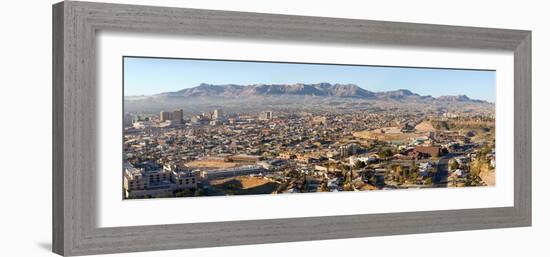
[122,57,496,200]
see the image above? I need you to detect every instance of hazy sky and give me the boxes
[124,57,496,102]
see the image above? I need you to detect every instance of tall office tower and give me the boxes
[172,109,183,124]
[259,111,273,121]
[160,111,171,122]
[123,113,133,127]
[213,109,223,120]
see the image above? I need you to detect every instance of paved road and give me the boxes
[433,153,459,186]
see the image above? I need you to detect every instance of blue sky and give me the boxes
[124,57,496,102]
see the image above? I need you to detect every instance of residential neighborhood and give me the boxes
[123,104,495,199]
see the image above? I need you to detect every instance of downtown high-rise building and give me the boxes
[213,109,223,120]
[259,111,273,121]
[160,109,183,123]
[172,109,183,124]
[160,111,171,122]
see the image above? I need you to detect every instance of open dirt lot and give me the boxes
[185,160,238,169]
[353,130,424,141]
[209,176,280,195]
[479,166,496,186]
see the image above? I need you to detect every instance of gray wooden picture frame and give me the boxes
[52,1,531,256]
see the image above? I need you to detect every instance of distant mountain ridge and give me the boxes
[142,83,489,103]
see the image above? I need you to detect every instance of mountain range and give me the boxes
[139,82,487,103]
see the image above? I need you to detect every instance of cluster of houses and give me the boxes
[123,107,495,198]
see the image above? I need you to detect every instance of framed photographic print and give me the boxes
[52,1,531,256]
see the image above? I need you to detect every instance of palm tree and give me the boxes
[353,160,366,170]
[340,163,355,191]
[352,160,365,182]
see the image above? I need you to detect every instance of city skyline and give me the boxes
[123,56,496,199]
[123,57,496,102]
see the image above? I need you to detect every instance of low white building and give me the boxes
[418,162,432,177]
[454,169,467,177]
[349,156,374,165]
[132,121,152,129]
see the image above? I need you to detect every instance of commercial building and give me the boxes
[259,111,273,121]
[123,162,198,198]
[172,109,183,124]
[339,143,358,159]
[124,113,133,127]
[349,156,374,165]
[213,108,223,120]
[160,109,183,124]
[410,146,441,158]
[132,121,152,129]
[312,116,327,125]
[160,111,171,122]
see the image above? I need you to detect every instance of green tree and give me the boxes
[320,180,329,192]
[301,174,308,193]
[155,192,173,198]
[395,165,403,178]
[470,159,485,176]
[340,163,350,172]
[410,161,419,174]
[424,177,433,185]
[194,188,206,197]
[175,189,193,197]
[449,159,459,171]
[276,182,289,194]
[480,146,492,156]
[379,149,394,158]
[410,170,418,182]
[343,171,354,191]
